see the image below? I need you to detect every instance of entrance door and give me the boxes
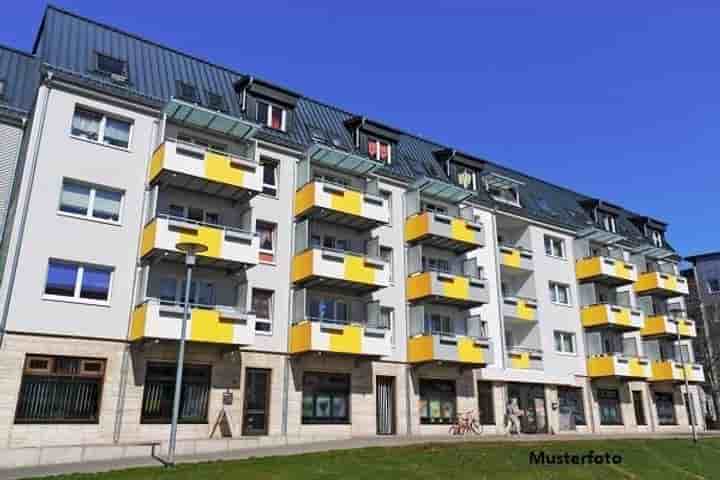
[242,368,270,436]
[508,383,547,434]
[376,376,396,435]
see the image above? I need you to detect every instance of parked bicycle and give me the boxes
[449,410,481,435]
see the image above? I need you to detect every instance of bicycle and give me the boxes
[448,410,481,435]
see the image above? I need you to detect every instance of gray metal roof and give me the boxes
[0,45,40,121]
[14,5,670,251]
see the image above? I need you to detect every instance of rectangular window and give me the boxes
[655,391,677,425]
[381,190,392,225]
[419,379,456,425]
[15,355,105,424]
[176,81,199,103]
[261,158,278,196]
[367,137,391,163]
[380,246,393,283]
[257,101,287,131]
[707,278,720,294]
[204,90,227,112]
[141,363,211,424]
[558,387,586,428]
[477,382,495,425]
[257,221,276,263]
[165,204,220,225]
[598,389,622,426]
[649,229,664,248]
[95,52,127,78]
[302,373,350,424]
[425,314,453,336]
[488,186,520,206]
[553,331,576,354]
[544,235,565,259]
[44,260,113,303]
[632,390,647,426]
[71,107,132,149]
[598,211,617,233]
[59,179,123,223]
[379,306,393,330]
[252,288,274,333]
[549,282,571,306]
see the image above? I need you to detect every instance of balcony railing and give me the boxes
[502,296,538,322]
[634,271,689,297]
[586,353,651,379]
[130,298,255,345]
[641,314,697,338]
[650,361,705,383]
[506,346,543,370]
[408,330,493,365]
[289,317,392,357]
[405,210,484,253]
[580,303,645,330]
[499,244,534,271]
[576,256,637,286]
[406,269,489,307]
[292,247,390,292]
[140,214,259,269]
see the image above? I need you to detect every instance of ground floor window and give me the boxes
[477,381,494,425]
[655,391,676,425]
[558,387,586,429]
[598,389,622,426]
[420,379,456,425]
[302,373,350,424]
[632,390,647,426]
[15,355,106,424]
[141,363,211,424]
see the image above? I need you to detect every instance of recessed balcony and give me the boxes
[140,215,259,270]
[506,348,543,370]
[292,247,390,293]
[294,180,389,230]
[576,256,637,286]
[130,299,255,345]
[634,271,689,297]
[406,270,489,307]
[499,244,534,272]
[580,303,644,330]
[405,210,484,253]
[641,315,697,338]
[408,332,492,365]
[502,296,538,322]
[148,139,262,202]
[586,354,651,379]
[289,320,391,357]
[649,361,705,383]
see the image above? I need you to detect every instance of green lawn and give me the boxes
[32,438,720,480]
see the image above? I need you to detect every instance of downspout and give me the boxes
[0,73,53,349]
[490,206,507,369]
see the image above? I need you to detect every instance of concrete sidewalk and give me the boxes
[3,432,719,480]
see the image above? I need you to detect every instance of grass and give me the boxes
[30,438,720,480]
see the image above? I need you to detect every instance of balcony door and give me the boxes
[242,368,271,436]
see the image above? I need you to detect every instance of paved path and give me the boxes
[3,432,719,480]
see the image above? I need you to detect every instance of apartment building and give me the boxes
[0,6,706,451]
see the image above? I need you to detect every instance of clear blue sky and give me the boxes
[3,2,719,257]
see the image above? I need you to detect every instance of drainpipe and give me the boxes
[490,207,507,369]
[0,73,53,349]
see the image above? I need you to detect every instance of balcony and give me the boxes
[407,270,489,307]
[649,361,705,383]
[634,271,689,297]
[641,315,697,338]
[506,348,543,370]
[292,247,389,293]
[130,299,255,345]
[580,304,644,330]
[586,354,651,379]
[140,215,259,270]
[148,139,262,201]
[576,256,637,286]
[499,244,534,272]
[502,296,538,322]
[405,210,484,253]
[290,320,391,357]
[408,332,493,365]
[294,180,389,230]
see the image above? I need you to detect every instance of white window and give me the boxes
[261,158,278,197]
[59,179,123,223]
[707,278,720,294]
[489,185,520,206]
[367,137,391,163]
[380,246,393,283]
[549,282,571,306]
[554,331,576,354]
[71,107,132,149]
[256,221,276,253]
[257,101,286,131]
[544,235,565,259]
[649,229,664,248]
[381,190,392,225]
[44,260,113,304]
[598,211,617,233]
[252,288,274,333]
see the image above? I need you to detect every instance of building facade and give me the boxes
[0,6,707,451]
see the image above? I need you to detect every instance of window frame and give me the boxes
[70,106,133,150]
[301,372,351,425]
[366,136,392,163]
[252,288,274,334]
[649,228,664,248]
[166,204,221,226]
[58,179,124,225]
[94,52,128,79]
[260,157,279,197]
[558,386,586,428]
[549,281,572,306]
[380,246,394,283]
[176,81,200,104]
[476,381,495,425]
[598,211,617,233]
[488,185,520,206]
[654,391,677,425]
[43,259,114,306]
[419,379,457,425]
[204,89,227,112]
[598,389,623,426]
[140,362,211,424]
[553,330,576,355]
[544,235,566,259]
[257,100,287,131]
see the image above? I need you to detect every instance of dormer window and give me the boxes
[176,81,199,103]
[95,53,128,82]
[367,137,391,163]
[449,163,478,190]
[649,228,664,248]
[257,101,286,131]
[598,211,617,233]
[204,90,227,112]
[483,172,523,207]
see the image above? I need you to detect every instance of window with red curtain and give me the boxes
[379,142,389,162]
[367,139,378,159]
[271,105,284,130]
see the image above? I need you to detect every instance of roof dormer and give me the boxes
[344,116,400,164]
[579,199,622,233]
[434,149,486,190]
[235,77,300,133]
[630,216,668,248]
[482,172,524,207]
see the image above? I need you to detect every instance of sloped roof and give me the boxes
[22,5,668,250]
[0,44,40,121]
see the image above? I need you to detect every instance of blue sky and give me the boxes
[3,2,719,257]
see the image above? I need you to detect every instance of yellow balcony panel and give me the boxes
[580,304,644,330]
[587,354,651,379]
[140,216,259,269]
[148,139,262,201]
[408,334,492,365]
[406,271,489,307]
[130,300,255,345]
[292,248,390,293]
[502,297,538,322]
[576,256,637,286]
[641,315,697,338]
[294,180,389,230]
[634,271,689,298]
[405,211,484,253]
[499,245,534,271]
[290,320,391,357]
[649,361,705,383]
[506,348,543,370]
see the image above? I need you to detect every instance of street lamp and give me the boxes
[673,310,698,443]
[167,241,208,466]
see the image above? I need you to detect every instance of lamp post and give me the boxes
[673,310,698,443]
[167,241,207,466]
